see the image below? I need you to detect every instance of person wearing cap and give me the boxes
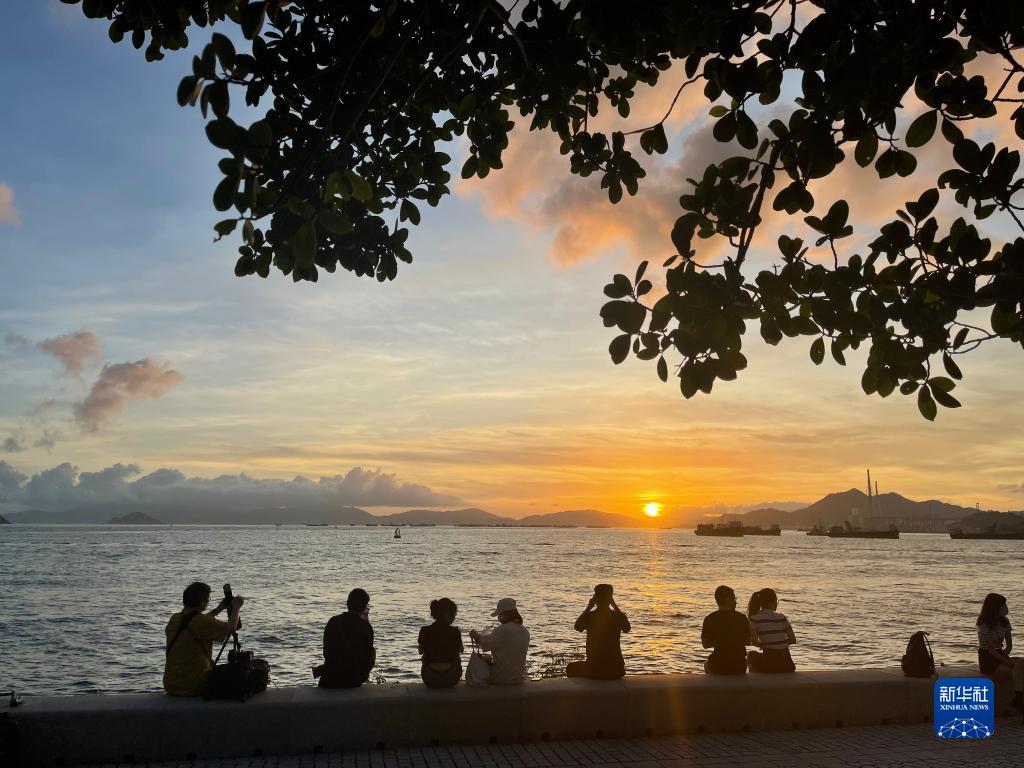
[701,585,751,675]
[469,597,530,685]
[566,583,631,679]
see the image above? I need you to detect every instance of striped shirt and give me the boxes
[978,621,1011,652]
[750,609,792,650]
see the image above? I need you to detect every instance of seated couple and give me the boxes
[419,596,532,688]
[702,585,797,674]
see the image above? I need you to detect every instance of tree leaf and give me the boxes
[931,386,962,409]
[906,110,937,148]
[809,337,825,365]
[855,133,878,167]
[917,386,937,421]
[942,353,963,380]
[345,170,373,202]
[400,199,421,225]
[213,176,237,211]
[609,334,631,364]
[657,357,668,382]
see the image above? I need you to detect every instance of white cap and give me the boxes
[490,597,517,617]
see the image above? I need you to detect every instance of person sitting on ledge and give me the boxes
[746,588,796,673]
[977,592,1024,711]
[701,585,750,675]
[469,597,530,685]
[566,583,631,679]
[419,598,464,688]
[320,588,376,689]
[163,581,244,696]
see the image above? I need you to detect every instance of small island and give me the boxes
[0,513,9,524]
[109,511,163,525]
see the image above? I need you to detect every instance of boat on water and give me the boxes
[743,524,781,536]
[695,522,744,537]
[950,527,1024,540]
[305,523,328,527]
[393,527,402,539]
[806,525,829,536]
[827,521,899,539]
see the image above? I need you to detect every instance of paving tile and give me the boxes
[69,720,1024,768]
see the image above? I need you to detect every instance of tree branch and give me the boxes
[735,140,785,267]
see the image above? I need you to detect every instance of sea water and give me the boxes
[0,524,1014,694]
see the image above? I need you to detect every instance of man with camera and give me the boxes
[163,581,244,696]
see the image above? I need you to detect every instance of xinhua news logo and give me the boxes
[934,678,995,739]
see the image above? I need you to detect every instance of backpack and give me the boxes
[901,631,935,677]
[204,637,270,701]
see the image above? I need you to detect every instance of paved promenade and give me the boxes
[74,720,1024,768]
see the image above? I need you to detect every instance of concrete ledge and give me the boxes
[8,666,1015,765]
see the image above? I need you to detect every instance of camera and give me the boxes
[311,664,325,679]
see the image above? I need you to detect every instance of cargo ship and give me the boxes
[743,524,782,536]
[827,521,899,539]
[695,522,744,537]
[949,527,1024,540]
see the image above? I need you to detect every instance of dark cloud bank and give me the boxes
[0,462,465,524]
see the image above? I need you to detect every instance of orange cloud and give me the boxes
[38,330,102,375]
[0,183,20,226]
[74,359,183,433]
[457,68,711,266]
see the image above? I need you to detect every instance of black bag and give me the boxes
[204,638,270,701]
[901,631,935,677]
[0,714,20,766]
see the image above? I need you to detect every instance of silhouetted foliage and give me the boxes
[66,0,1024,417]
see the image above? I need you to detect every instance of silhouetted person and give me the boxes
[419,598,464,688]
[746,588,796,673]
[977,593,1024,711]
[469,598,530,685]
[320,588,375,688]
[566,583,630,679]
[701,585,750,675]
[164,581,244,696]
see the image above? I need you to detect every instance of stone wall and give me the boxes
[7,666,1014,765]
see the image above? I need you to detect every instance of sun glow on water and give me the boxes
[644,502,662,518]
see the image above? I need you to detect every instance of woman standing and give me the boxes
[747,588,796,673]
[418,598,464,688]
[977,593,1024,711]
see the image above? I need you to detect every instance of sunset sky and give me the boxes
[1,3,1022,519]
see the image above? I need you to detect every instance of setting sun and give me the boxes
[644,502,662,518]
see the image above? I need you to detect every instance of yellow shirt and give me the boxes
[163,609,233,696]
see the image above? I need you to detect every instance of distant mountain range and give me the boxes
[3,488,1020,531]
[109,511,163,525]
[3,502,636,527]
[713,489,1010,532]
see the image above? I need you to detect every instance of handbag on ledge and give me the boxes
[465,637,493,687]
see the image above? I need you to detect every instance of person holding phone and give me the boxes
[566,584,631,679]
[319,588,376,688]
[977,593,1024,711]
[163,581,244,696]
